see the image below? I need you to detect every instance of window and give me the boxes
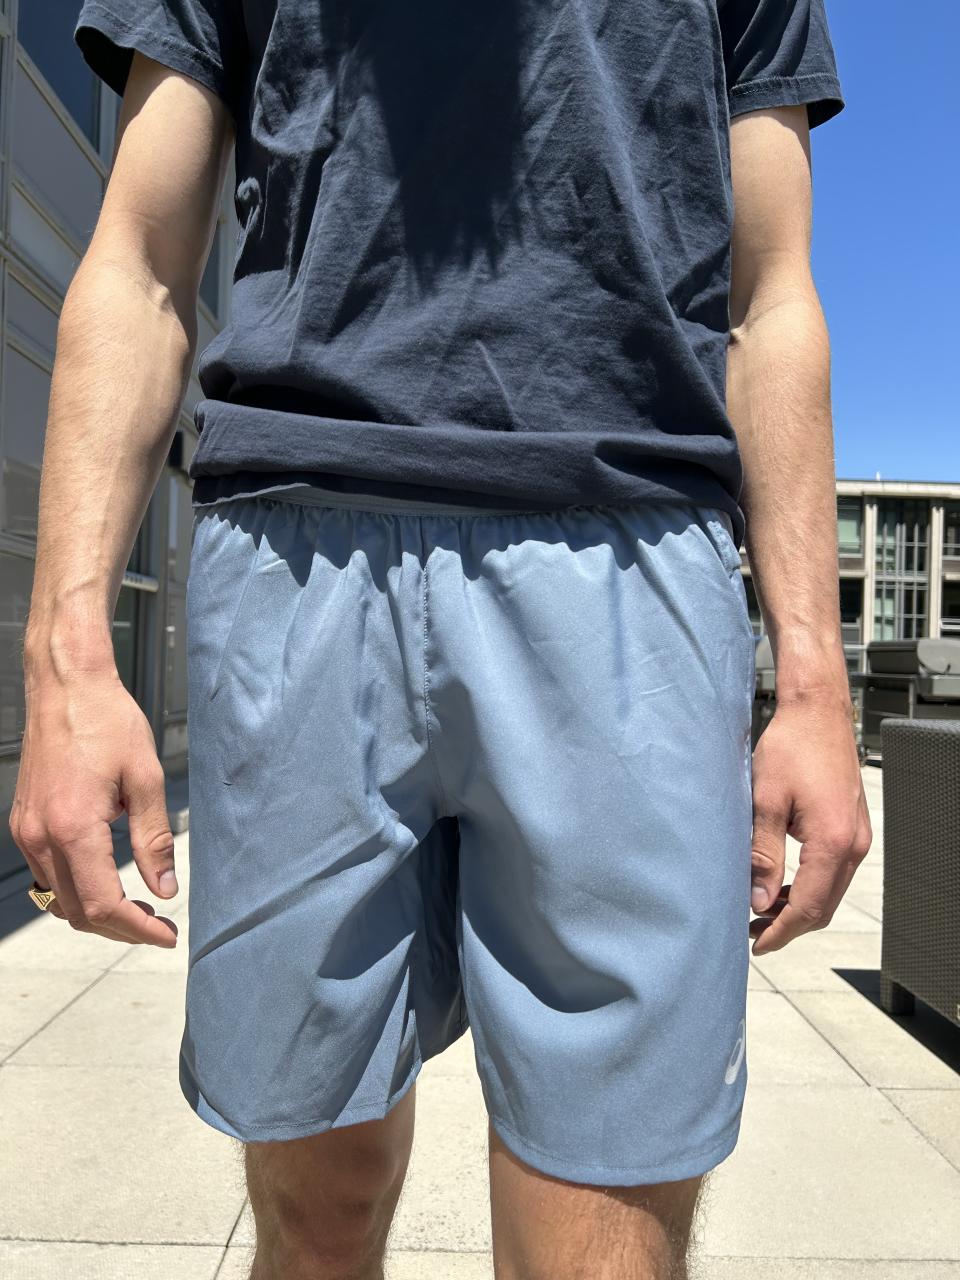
[743,574,761,635]
[839,578,865,675]
[942,582,960,639]
[944,503,960,558]
[18,0,101,145]
[874,499,929,641]
[0,552,33,749]
[199,222,222,318]
[837,497,863,556]
[113,585,141,698]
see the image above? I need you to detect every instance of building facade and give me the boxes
[0,7,958,883]
[738,481,960,676]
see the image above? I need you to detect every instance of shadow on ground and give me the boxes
[836,966,960,1074]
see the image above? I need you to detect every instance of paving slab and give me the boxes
[746,991,863,1086]
[0,901,125,974]
[8,972,185,1069]
[883,1089,960,1172]
[0,1065,245,1244]
[701,1084,960,1260]
[388,1252,494,1278]
[225,1201,254,1248]
[847,860,885,896]
[0,969,99,1060]
[217,1245,496,1278]
[790,991,960,1090]
[389,1067,492,1255]
[750,931,881,993]
[697,1261,960,1279]
[0,1241,223,1279]
[841,887,884,923]
[746,961,774,991]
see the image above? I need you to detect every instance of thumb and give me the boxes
[123,757,178,900]
[750,796,787,914]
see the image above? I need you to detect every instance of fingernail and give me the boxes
[159,869,179,896]
[751,883,769,912]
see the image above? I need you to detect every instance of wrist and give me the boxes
[24,616,117,687]
[771,630,850,706]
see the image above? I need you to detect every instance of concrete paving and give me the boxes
[1,763,959,1278]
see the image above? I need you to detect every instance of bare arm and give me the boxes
[727,105,872,955]
[11,52,233,945]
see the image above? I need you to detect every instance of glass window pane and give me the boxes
[167,474,194,586]
[113,586,139,697]
[837,498,862,555]
[165,590,187,718]
[199,224,221,318]
[18,0,101,145]
[944,504,960,557]
[743,575,761,634]
[0,553,33,747]
[942,583,960,638]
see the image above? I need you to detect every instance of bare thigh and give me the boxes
[488,1123,706,1280]
[243,1085,417,1280]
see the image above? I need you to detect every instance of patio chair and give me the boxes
[880,716,960,1025]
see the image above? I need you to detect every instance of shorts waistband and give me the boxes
[192,484,737,537]
[192,482,565,518]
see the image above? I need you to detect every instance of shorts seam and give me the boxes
[489,1108,742,1183]
[420,535,453,818]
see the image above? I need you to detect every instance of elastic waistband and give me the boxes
[192,483,736,542]
[195,482,603,519]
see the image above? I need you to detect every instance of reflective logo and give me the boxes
[724,1018,746,1085]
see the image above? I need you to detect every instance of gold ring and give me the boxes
[27,880,57,912]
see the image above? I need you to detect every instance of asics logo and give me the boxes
[724,1018,746,1085]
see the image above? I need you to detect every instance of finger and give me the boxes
[122,756,178,900]
[45,849,132,940]
[56,822,178,948]
[749,883,791,923]
[42,891,131,942]
[750,789,789,914]
[97,897,179,947]
[751,861,834,955]
[45,845,87,923]
[11,824,62,909]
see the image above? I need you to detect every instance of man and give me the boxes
[12,0,870,1275]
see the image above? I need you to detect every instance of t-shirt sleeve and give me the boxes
[73,0,245,118]
[718,0,845,129]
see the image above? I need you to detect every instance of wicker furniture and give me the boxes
[854,638,960,760]
[880,717,960,1025]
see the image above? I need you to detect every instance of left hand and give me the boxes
[748,691,872,955]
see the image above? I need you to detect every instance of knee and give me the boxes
[266,1182,389,1272]
[246,1121,412,1275]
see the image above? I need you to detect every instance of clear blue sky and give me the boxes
[809,1,959,484]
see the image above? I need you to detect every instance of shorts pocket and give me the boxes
[702,507,744,577]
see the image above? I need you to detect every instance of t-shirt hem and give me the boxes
[74,2,232,113]
[187,402,747,548]
[729,73,845,129]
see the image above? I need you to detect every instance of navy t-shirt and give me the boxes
[75,0,844,547]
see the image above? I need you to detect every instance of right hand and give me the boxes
[10,663,179,947]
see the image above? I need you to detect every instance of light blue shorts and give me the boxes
[181,489,756,1185]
